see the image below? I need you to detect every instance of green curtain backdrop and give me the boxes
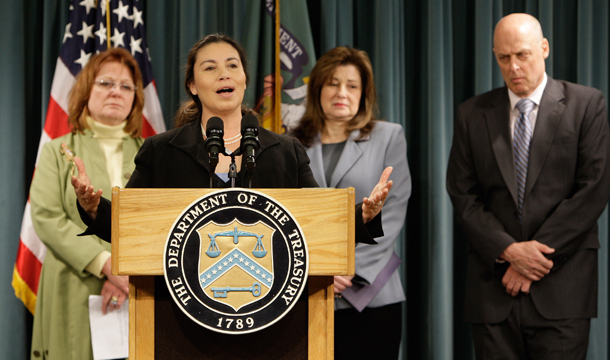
[1,1,609,359]
[0,1,29,359]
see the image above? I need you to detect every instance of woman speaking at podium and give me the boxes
[72,34,392,241]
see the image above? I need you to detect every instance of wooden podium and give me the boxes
[111,187,356,359]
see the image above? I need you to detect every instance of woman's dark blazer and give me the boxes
[81,119,381,242]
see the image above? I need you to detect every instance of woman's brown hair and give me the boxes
[293,47,378,147]
[174,34,255,128]
[67,47,144,138]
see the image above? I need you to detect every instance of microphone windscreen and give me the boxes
[241,114,259,133]
[207,117,224,136]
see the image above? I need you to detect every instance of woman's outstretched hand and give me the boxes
[71,156,103,220]
[362,166,393,223]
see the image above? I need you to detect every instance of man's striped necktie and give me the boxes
[513,98,535,222]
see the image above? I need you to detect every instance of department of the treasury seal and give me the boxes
[163,189,309,334]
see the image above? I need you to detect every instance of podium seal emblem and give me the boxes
[163,189,309,334]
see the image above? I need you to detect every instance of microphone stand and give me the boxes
[227,151,238,188]
[225,148,254,189]
[209,162,217,188]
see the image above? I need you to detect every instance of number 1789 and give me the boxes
[217,317,254,329]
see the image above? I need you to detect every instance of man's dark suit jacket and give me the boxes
[447,77,610,323]
[81,119,381,243]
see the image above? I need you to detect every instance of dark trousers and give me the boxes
[472,294,591,360]
[335,302,402,360]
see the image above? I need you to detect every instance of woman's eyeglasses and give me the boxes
[94,79,137,92]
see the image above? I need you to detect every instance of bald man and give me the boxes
[447,13,610,359]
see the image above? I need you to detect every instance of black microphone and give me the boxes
[205,117,224,174]
[240,114,260,173]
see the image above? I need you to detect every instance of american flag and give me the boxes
[12,0,165,313]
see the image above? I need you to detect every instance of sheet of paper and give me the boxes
[88,295,129,360]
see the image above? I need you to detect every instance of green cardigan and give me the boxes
[30,129,142,360]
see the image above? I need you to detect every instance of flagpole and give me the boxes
[106,1,111,48]
[274,0,281,133]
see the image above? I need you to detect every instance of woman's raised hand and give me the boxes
[362,166,393,223]
[71,156,103,220]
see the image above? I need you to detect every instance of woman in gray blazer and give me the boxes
[292,47,411,360]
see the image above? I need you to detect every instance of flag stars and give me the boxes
[74,50,92,68]
[62,23,73,44]
[212,269,217,275]
[206,274,211,279]
[255,269,260,274]
[99,0,108,16]
[223,261,228,266]
[79,0,95,14]
[130,36,143,56]
[113,0,130,23]
[95,23,107,44]
[131,8,144,28]
[77,21,95,44]
[110,28,125,48]
[217,265,223,271]
[250,265,255,270]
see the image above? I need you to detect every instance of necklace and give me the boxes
[224,133,241,142]
[202,124,242,145]
[224,135,242,145]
